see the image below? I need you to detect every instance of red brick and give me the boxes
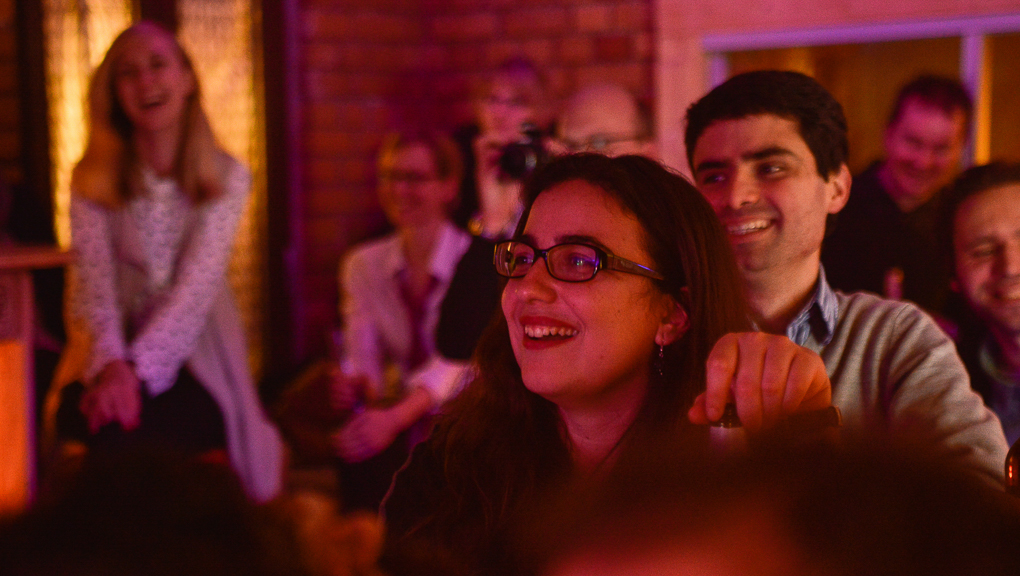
[309,43,410,72]
[0,27,14,59]
[595,34,635,61]
[305,103,346,130]
[305,219,349,257]
[432,13,499,41]
[633,31,653,59]
[615,2,651,30]
[304,10,421,42]
[519,39,556,67]
[342,211,390,245]
[306,0,415,10]
[485,40,545,67]
[511,0,569,6]
[414,43,448,70]
[304,131,363,157]
[504,7,571,38]
[304,43,342,70]
[574,62,649,91]
[0,0,13,26]
[305,42,415,74]
[483,40,522,67]
[358,12,422,42]
[430,73,472,101]
[543,68,571,100]
[306,212,385,255]
[304,11,352,40]
[305,182,380,215]
[305,71,395,101]
[560,36,595,64]
[575,5,613,33]
[448,43,487,69]
[304,157,374,189]
[432,0,517,10]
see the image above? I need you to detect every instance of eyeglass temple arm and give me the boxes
[606,254,665,280]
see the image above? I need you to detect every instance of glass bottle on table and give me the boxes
[709,403,746,453]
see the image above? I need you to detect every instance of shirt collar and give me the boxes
[384,221,465,283]
[784,266,839,346]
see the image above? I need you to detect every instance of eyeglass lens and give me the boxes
[498,243,600,282]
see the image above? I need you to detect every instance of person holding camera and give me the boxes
[451,57,549,240]
[436,58,551,362]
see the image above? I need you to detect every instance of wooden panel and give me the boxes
[0,246,71,514]
[0,324,31,515]
[989,33,1020,162]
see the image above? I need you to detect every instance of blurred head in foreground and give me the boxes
[532,438,1020,576]
[0,448,385,576]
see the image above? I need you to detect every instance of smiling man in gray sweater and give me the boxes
[684,70,1007,484]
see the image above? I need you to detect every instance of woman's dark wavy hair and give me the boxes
[389,154,749,567]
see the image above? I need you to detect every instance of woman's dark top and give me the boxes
[435,236,503,360]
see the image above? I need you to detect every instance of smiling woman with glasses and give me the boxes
[381,154,834,576]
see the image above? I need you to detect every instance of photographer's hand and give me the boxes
[473,137,523,238]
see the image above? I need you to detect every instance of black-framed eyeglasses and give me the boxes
[494,240,665,283]
[561,133,640,153]
[378,169,439,185]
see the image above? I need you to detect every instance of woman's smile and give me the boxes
[520,315,580,349]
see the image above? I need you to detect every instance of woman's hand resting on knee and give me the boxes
[79,359,142,433]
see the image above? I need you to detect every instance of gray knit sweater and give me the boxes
[803,290,1008,485]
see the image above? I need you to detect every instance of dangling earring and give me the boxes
[656,344,665,377]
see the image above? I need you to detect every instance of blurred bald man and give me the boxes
[554,83,656,158]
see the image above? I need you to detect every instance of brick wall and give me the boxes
[421,0,654,127]
[297,0,425,357]
[294,0,655,361]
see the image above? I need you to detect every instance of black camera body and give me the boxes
[498,124,548,182]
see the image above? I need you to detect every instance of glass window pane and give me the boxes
[727,38,960,175]
[988,33,1020,162]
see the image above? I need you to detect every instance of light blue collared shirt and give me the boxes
[782,267,840,347]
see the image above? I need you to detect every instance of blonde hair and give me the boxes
[376,130,464,185]
[472,57,547,119]
[71,21,228,207]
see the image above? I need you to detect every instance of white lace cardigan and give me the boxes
[49,159,283,501]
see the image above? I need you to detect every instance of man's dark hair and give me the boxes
[888,75,973,135]
[684,70,848,179]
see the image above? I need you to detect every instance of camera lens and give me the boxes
[497,124,547,181]
[498,143,539,181]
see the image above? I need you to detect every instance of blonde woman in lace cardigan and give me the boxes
[47,21,283,501]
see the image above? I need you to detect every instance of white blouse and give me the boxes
[57,160,285,502]
[70,163,250,396]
